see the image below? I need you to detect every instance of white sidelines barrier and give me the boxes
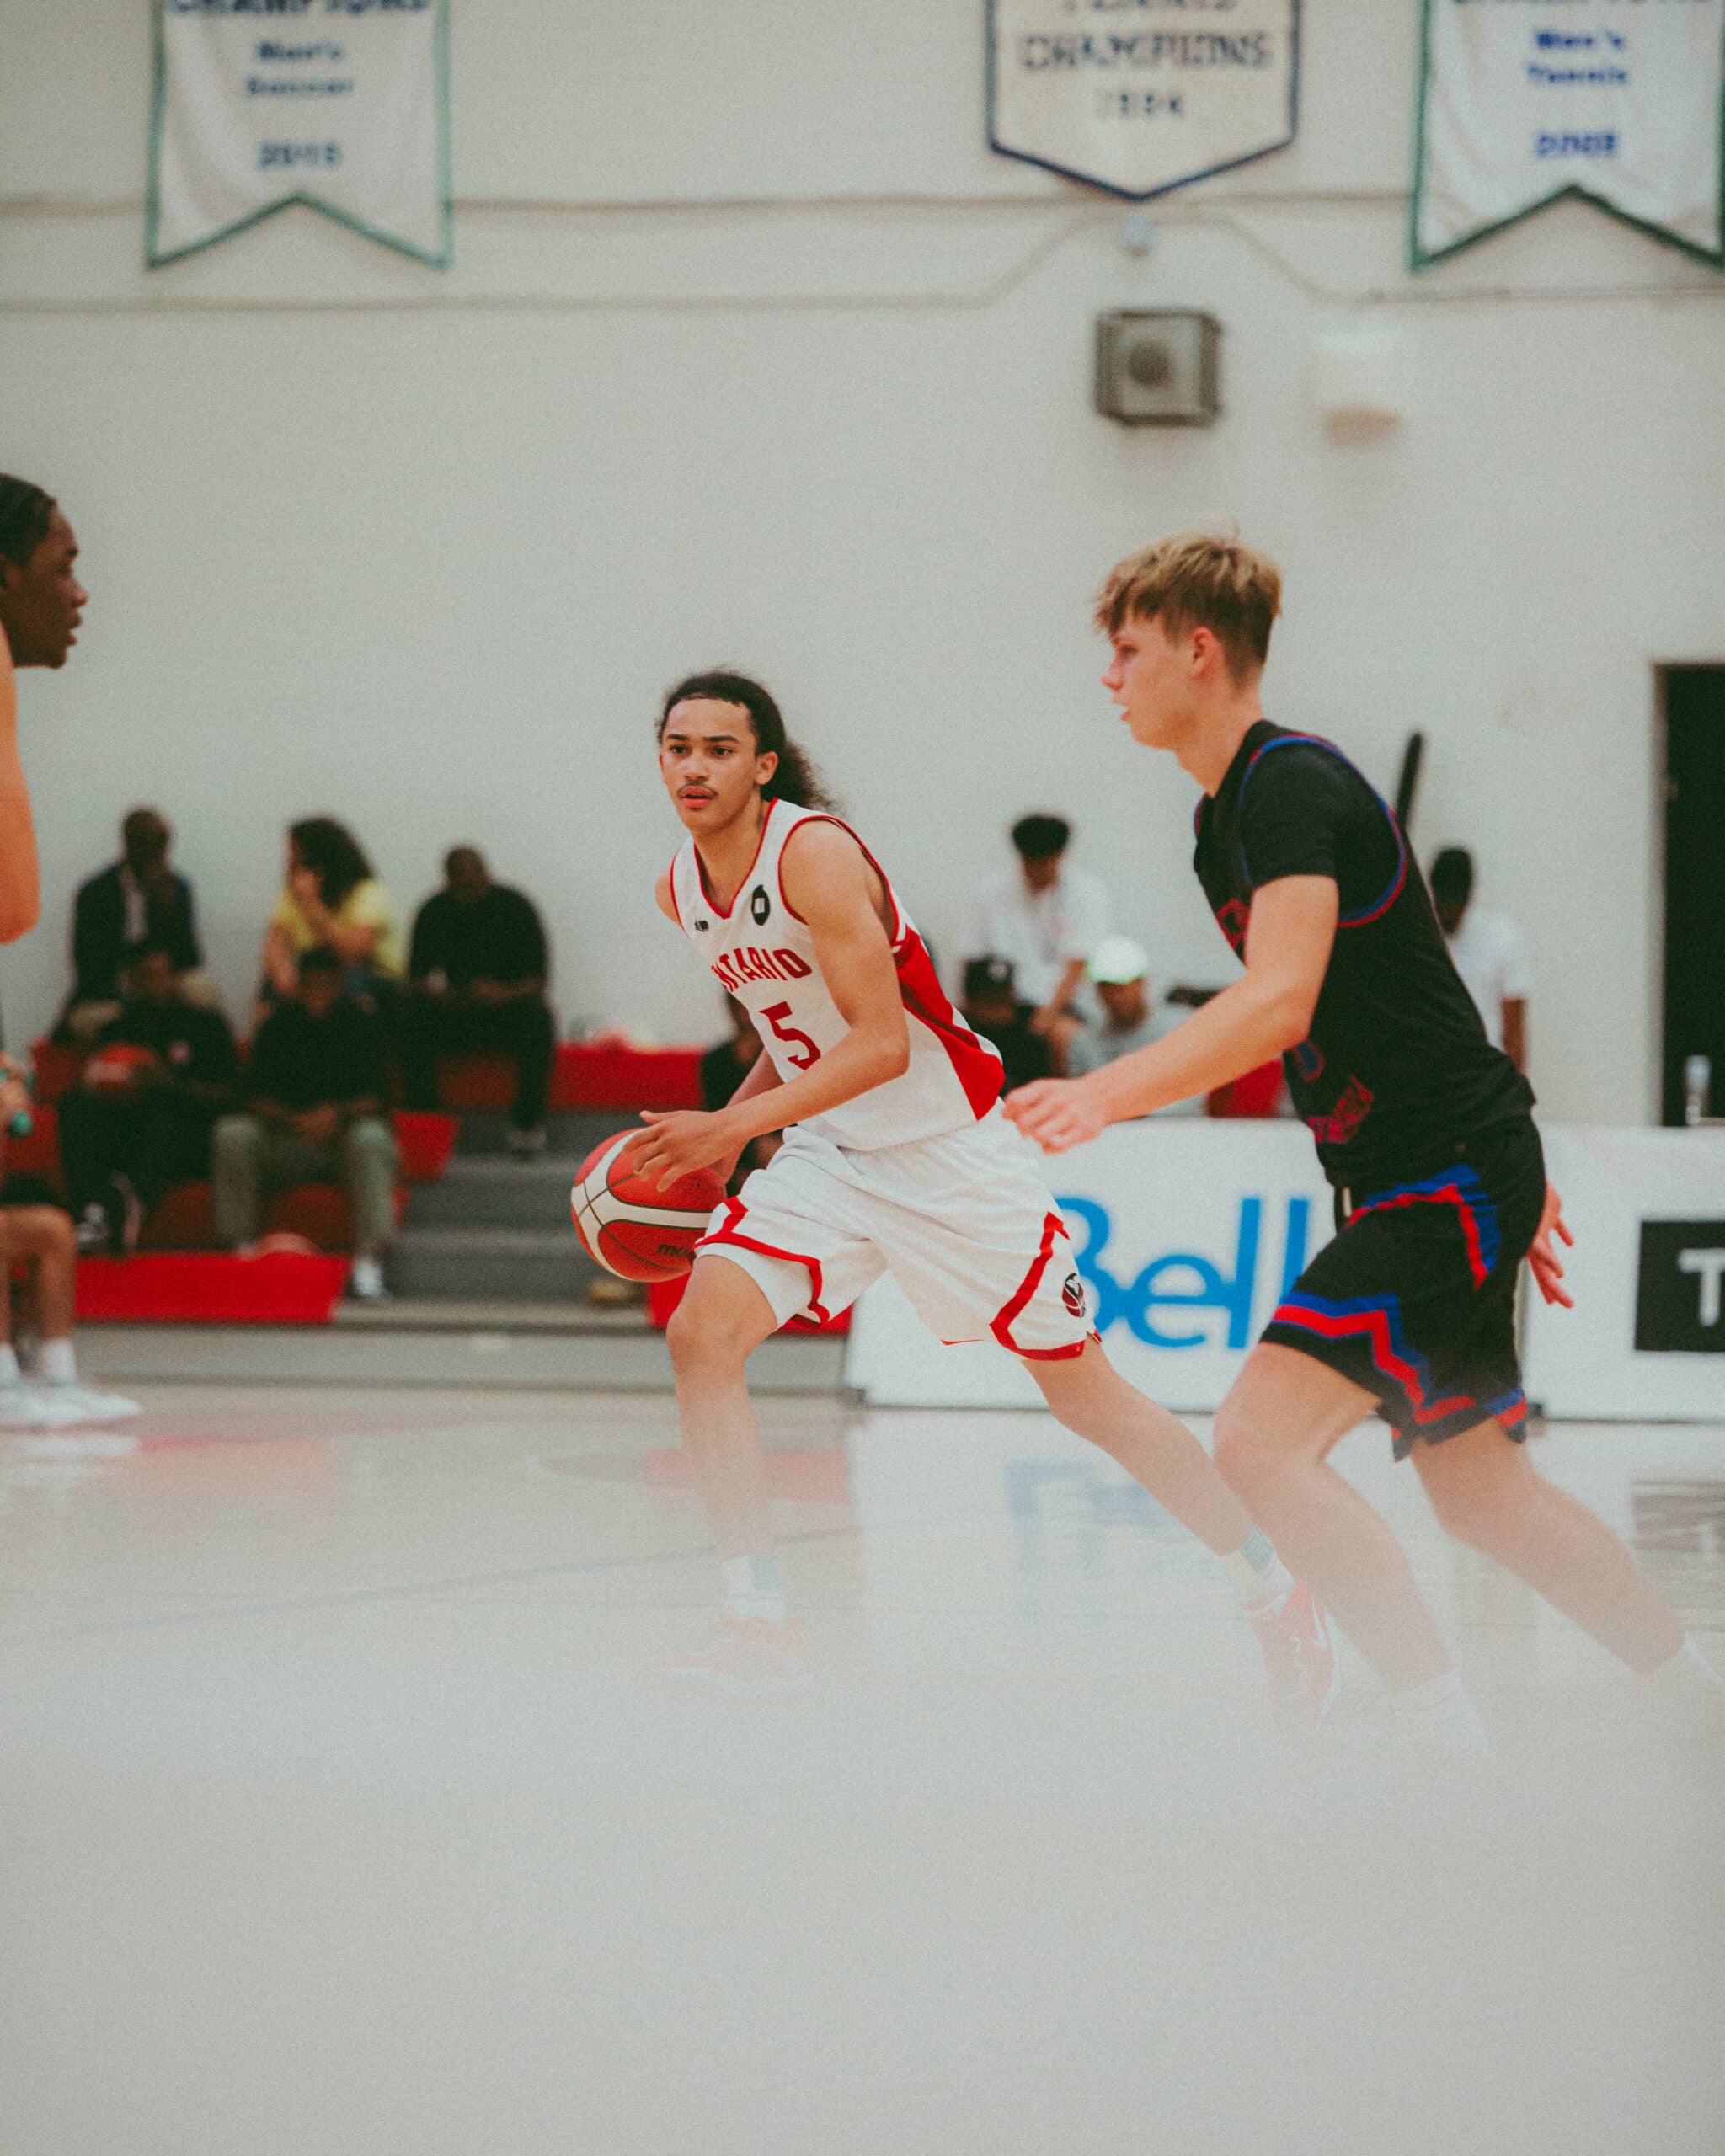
[1524,1128,1725,1422]
[844,1120,1725,1422]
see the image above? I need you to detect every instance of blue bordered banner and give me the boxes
[147,0,452,270]
[1411,0,1725,272]
[986,0,1300,203]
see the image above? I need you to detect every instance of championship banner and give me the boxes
[147,0,452,270]
[1412,0,1725,271]
[987,0,1300,201]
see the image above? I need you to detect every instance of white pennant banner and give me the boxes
[1413,0,1725,270]
[147,0,451,270]
[988,0,1300,202]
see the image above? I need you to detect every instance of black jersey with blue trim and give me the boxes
[1194,721,1533,1189]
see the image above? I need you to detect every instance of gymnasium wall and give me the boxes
[1,0,1719,1122]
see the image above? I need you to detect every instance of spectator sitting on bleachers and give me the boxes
[60,938,241,1255]
[959,956,1055,1091]
[0,1056,138,1427]
[400,846,554,1155]
[216,946,398,1302]
[258,816,403,1026]
[1065,937,1204,1117]
[966,813,1111,1056]
[58,807,216,1043]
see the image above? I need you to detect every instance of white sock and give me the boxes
[0,1345,19,1386]
[1225,1527,1294,1609]
[1642,1637,1724,1732]
[35,1337,77,1385]
[721,1552,786,1626]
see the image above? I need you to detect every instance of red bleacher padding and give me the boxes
[5,1104,63,1191]
[554,1043,703,1112]
[392,1111,457,1182]
[28,1040,83,1107]
[75,1251,348,1325]
[1207,1060,1286,1118]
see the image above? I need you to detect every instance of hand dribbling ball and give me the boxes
[570,1131,725,1283]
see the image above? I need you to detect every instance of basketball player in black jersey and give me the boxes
[1008,533,1722,1746]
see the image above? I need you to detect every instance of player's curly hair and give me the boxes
[1093,530,1282,681]
[0,476,56,568]
[289,817,373,909]
[658,670,841,813]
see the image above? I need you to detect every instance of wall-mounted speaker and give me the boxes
[1095,311,1222,428]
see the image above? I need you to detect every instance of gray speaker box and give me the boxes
[1095,311,1222,428]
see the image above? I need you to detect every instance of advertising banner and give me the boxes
[847,1121,1332,1412]
[988,0,1300,202]
[1412,0,1725,270]
[147,0,451,270]
[1524,1128,1725,1420]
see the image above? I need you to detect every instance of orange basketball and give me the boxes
[570,1131,725,1283]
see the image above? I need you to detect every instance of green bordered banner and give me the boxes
[147,0,452,270]
[1411,0,1725,273]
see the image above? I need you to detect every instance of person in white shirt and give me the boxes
[1065,936,1205,1115]
[1430,848,1530,1071]
[966,813,1111,1051]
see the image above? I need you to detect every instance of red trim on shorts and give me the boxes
[990,1210,1084,1359]
[695,1193,831,1324]
[696,799,779,921]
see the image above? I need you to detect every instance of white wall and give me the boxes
[2,0,1721,1117]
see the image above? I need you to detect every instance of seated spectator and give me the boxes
[215,946,398,1302]
[59,938,242,1254]
[58,807,216,1042]
[1065,937,1204,1116]
[1430,846,1530,1070]
[259,816,403,1024]
[959,956,1055,1092]
[0,1058,138,1427]
[966,813,1111,1056]
[400,846,555,1153]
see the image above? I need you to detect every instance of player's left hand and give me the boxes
[623,1110,742,1191]
[1528,1182,1574,1309]
[1003,1077,1107,1155]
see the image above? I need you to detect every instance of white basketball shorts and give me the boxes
[693,1107,1092,1359]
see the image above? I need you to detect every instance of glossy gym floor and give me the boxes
[2,1384,1721,2156]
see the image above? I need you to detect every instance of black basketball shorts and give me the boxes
[1259,1118,1546,1460]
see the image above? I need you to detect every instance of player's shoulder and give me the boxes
[779,811,866,873]
[1240,730,1369,812]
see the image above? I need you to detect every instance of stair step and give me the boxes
[455,1109,626,1159]
[387,1225,591,1303]
[407,1155,584,1230]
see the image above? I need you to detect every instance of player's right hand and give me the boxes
[1002,1078,1106,1155]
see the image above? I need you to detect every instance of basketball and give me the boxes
[570,1130,725,1283]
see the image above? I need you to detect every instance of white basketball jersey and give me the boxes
[669,798,1002,1151]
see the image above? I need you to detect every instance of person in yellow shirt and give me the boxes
[258,816,404,1025]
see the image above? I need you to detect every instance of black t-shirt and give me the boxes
[409,886,547,990]
[1194,722,1533,1188]
[965,1004,1055,1094]
[247,1000,389,1113]
[96,1000,240,1107]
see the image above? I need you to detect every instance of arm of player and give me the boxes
[1005,876,1338,1153]
[629,826,908,1188]
[0,707,41,943]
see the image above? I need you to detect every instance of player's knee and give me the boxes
[665,1294,749,1374]
[1211,1401,1282,1507]
[1424,1463,1530,1555]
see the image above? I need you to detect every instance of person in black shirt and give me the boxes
[58,808,211,1043]
[1008,531,1716,1742]
[959,956,1055,1091]
[212,945,398,1300]
[400,846,555,1151]
[59,938,240,1254]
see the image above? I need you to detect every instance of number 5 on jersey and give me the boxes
[761,1001,821,1070]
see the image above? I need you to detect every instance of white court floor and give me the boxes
[1,1384,1722,2156]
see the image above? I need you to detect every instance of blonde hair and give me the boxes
[1093,531,1283,680]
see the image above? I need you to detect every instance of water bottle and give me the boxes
[7,1068,31,1140]
[1683,1054,1712,1128]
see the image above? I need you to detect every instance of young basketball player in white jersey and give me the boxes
[628,670,1333,1703]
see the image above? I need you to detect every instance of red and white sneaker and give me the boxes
[1249,1581,1341,1728]
[658,1617,811,1699]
